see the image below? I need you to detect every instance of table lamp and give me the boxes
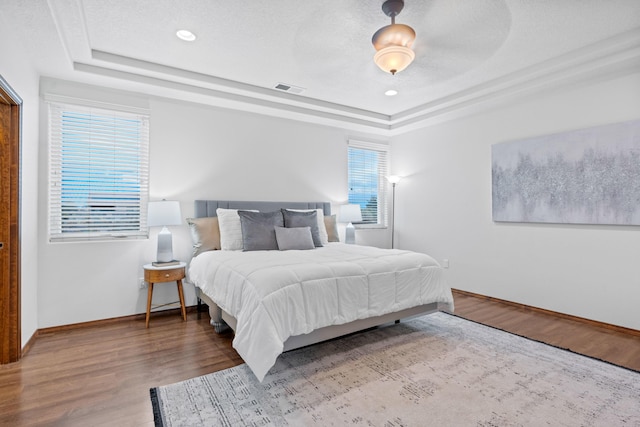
[339,204,362,245]
[147,200,182,263]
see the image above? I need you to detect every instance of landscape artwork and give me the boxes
[492,119,640,225]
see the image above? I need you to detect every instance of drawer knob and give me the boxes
[165,273,170,277]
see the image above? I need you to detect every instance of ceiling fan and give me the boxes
[371,0,416,75]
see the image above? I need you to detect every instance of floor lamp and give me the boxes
[386,175,403,248]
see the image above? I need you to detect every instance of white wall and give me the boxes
[25,73,640,331]
[28,72,640,331]
[391,72,640,330]
[0,16,40,347]
[36,80,388,328]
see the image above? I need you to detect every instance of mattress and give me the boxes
[189,242,454,381]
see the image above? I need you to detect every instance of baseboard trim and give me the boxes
[27,293,640,344]
[37,306,199,335]
[452,288,640,337]
[20,331,38,359]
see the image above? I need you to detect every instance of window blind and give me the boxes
[347,140,389,226]
[48,101,150,241]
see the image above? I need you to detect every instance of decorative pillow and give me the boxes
[281,209,323,247]
[238,210,284,251]
[186,217,221,257]
[286,208,329,244]
[216,208,257,251]
[324,215,340,242]
[274,226,315,251]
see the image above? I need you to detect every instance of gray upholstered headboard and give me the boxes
[194,200,331,218]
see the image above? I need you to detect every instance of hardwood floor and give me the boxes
[450,290,640,371]
[1,292,638,426]
[0,310,243,427]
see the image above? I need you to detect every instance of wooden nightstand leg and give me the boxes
[146,282,154,328]
[176,279,187,321]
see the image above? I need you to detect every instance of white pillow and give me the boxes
[216,208,257,251]
[286,208,328,244]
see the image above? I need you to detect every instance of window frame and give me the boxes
[47,97,150,242]
[347,139,390,228]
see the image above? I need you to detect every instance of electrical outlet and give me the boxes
[139,277,147,289]
[442,259,450,269]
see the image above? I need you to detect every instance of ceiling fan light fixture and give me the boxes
[374,46,415,75]
[371,0,416,75]
[372,24,416,51]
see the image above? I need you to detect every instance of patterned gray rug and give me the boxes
[150,312,640,426]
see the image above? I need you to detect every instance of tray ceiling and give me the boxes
[2,0,639,133]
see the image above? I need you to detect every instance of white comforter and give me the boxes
[189,243,454,381]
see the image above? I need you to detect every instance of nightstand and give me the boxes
[143,262,187,328]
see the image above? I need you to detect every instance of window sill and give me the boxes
[49,234,148,243]
[354,224,388,230]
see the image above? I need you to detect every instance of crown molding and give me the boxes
[388,28,640,130]
[75,29,640,135]
[73,63,392,134]
[90,50,390,124]
[47,0,640,135]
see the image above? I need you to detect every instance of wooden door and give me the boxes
[0,75,22,364]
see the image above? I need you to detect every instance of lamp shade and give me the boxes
[374,46,415,75]
[147,200,182,227]
[386,175,403,185]
[339,204,363,224]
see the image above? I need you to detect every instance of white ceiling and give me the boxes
[2,0,640,133]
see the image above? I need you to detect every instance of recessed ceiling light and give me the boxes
[385,89,398,96]
[176,30,196,42]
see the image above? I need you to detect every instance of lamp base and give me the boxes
[345,223,356,245]
[156,226,174,263]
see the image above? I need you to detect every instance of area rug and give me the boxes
[150,312,640,426]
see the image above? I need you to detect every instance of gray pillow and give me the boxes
[274,226,315,251]
[281,209,323,247]
[238,210,284,251]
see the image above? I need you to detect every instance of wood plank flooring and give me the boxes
[1,291,638,426]
[0,310,243,427]
[450,291,640,371]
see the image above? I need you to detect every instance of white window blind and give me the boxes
[347,140,389,226]
[48,101,150,241]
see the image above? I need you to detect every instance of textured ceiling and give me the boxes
[1,0,640,132]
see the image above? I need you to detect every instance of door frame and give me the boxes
[0,74,22,364]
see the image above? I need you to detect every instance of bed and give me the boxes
[187,200,455,381]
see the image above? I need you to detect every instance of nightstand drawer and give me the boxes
[145,267,185,283]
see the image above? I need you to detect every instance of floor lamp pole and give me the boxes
[391,182,396,249]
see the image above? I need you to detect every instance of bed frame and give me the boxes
[192,199,440,352]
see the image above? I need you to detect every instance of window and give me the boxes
[48,100,150,241]
[347,140,389,226]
